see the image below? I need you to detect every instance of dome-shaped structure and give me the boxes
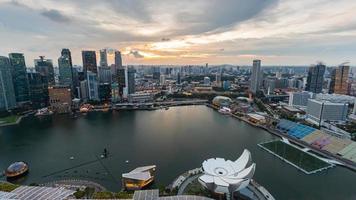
[199,149,256,194]
[212,96,232,107]
[5,161,29,179]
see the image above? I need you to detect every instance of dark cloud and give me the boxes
[129,50,144,58]
[175,0,278,35]
[161,38,171,41]
[41,9,71,23]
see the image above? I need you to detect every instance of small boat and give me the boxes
[218,107,231,115]
[125,160,129,163]
[69,156,74,160]
[5,161,29,180]
[35,108,53,117]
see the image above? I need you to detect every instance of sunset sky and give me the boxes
[1,0,356,66]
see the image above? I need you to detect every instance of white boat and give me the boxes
[35,108,53,116]
[218,107,231,115]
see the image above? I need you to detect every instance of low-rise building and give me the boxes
[128,93,153,103]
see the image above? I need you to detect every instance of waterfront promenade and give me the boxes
[207,104,356,172]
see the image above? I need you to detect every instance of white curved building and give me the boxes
[198,149,256,195]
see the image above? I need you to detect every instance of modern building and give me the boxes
[34,56,55,85]
[127,67,136,95]
[152,67,160,80]
[329,64,349,95]
[87,71,99,100]
[82,50,97,75]
[199,149,256,195]
[48,85,72,113]
[160,74,166,86]
[250,60,261,94]
[61,48,73,67]
[58,55,73,87]
[128,93,154,103]
[117,68,126,97]
[307,99,349,125]
[122,165,156,190]
[0,56,16,110]
[111,83,120,102]
[98,66,112,83]
[212,96,232,107]
[9,53,30,104]
[306,63,326,93]
[80,80,88,101]
[204,76,211,86]
[215,72,222,87]
[27,72,49,109]
[288,92,312,107]
[99,49,108,67]
[115,50,123,69]
[98,83,111,102]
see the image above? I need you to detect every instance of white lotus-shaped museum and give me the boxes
[198,149,256,194]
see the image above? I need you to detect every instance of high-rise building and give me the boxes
[61,49,72,67]
[115,51,122,69]
[152,67,160,80]
[160,74,166,86]
[58,55,73,87]
[177,72,181,84]
[98,83,111,102]
[215,72,222,87]
[112,51,122,80]
[329,64,349,95]
[306,63,326,94]
[288,91,312,107]
[100,49,108,67]
[9,53,30,103]
[250,60,261,94]
[82,51,97,75]
[48,86,72,113]
[34,56,55,85]
[87,71,99,100]
[0,56,16,110]
[98,66,112,83]
[117,68,126,97]
[80,80,88,101]
[307,99,348,125]
[27,72,49,109]
[127,67,136,95]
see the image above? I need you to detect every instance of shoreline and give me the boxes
[206,104,356,172]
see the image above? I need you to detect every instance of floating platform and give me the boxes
[258,140,334,174]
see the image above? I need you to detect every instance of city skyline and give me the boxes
[1,0,356,66]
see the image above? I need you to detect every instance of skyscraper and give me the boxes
[98,66,112,83]
[27,71,49,109]
[100,49,108,67]
[115,51,123,69]
[58,55,73,87]
[9,53,30,103]
[306,63,326,94]
[329,64,349,95]
[82,50,97,75]
[0,56,16,110]
[117,68,126,97]
[127,67,136,95]
[61,49,73,67]
[113,50,123,80]
[34,56,55,85]
[87,71,99,100]
[250,60,261,94]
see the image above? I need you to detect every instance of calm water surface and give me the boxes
[0,106,355,200]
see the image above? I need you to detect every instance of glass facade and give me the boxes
[9,53,30,103]
[0,56,16,110]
